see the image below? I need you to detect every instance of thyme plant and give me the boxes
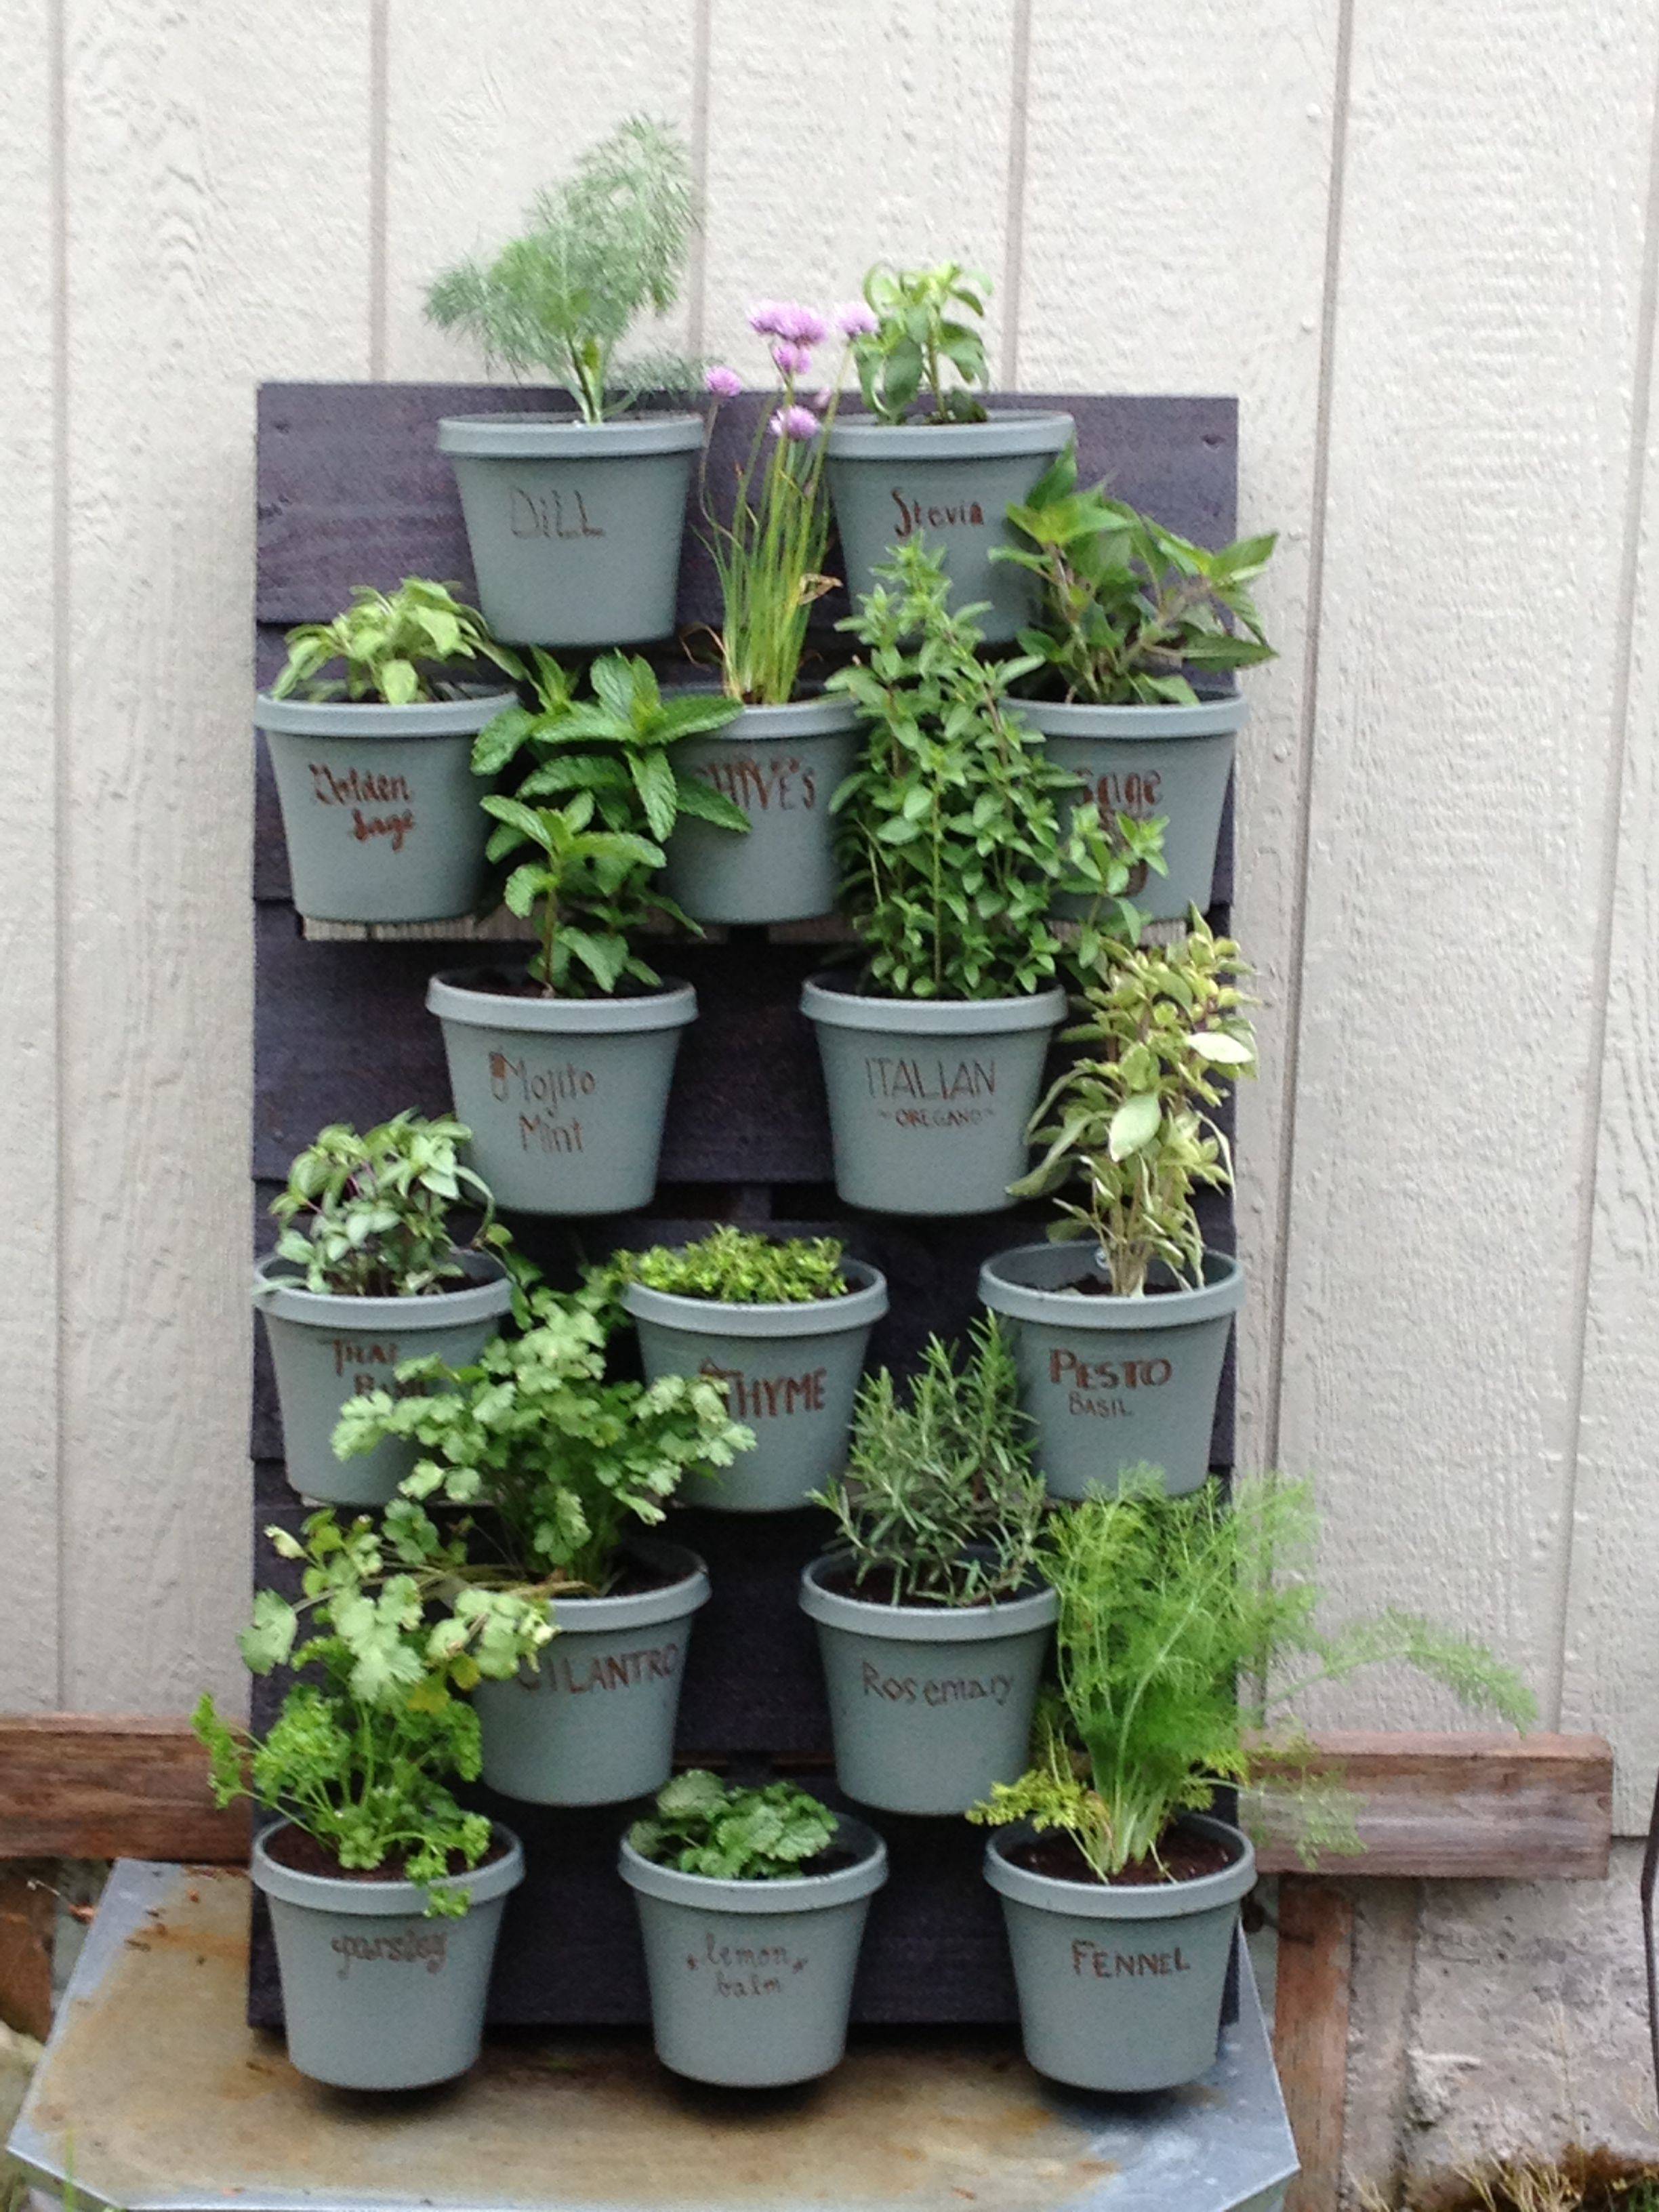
[630,1770,838,1879]
[968,1473,1536,1881]
[813,1317,1048,1606]
[425,118,697,423]
[848,261,990,425]
[1011,918,1256,1294]
[616,1227,851,1305]
[997,445,1276,705]
[194,1511,552,1912]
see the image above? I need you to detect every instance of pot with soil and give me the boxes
[470,1540,710,1805]
[253,1820,524,2091]
[800,1555,1057,1814]
[428,968,696,1216]
[979,1244,1243,1498]
[984,1816,1254,2092]
[438,413,703,649]
[621,1774,887,2087]
[802,979,1067,1217]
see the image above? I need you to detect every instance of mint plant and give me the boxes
[813,1317,1047,1606]
[268,1112,517,1299]
[829,540,1162,999]
[194,1511,552,1912]
[335,1282,751,1594]
[968,1473,1536,1881]
[272,579,520,707]
[1011,918,1256,1294]
[847,262,990,426]
[630,1770,838,1879]
[616,1227,850,1305]
[426,117,697,424]
[997,445,1276,705]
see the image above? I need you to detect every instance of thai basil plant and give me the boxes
[969,1473,1536,1881]
[847,261,990,425]
[473,651,748,996]
[194,1511,551,1912]
[630,1770,838,1879]
[615,1226,851,1305]
[997,445,1277,706]
[1011,918,1256,1294]
[426,117,697,423]
[272,579,521,706]
[828,540,1164,998]
[813,1317,1047,1606]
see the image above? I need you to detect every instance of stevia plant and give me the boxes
[613,1227,851,1305]
[629,1770,838,1879]
[846,261,990,426]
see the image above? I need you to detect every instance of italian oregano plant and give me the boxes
[1011,918,1256,1294]
[273,579,521,706]
[614,1227,851,1306]
[630,1771,838,1880]
[813,1317,1048,1607]
[968,1473,1536,1881]
[194,1511,552,1913]
[425,117,697,424]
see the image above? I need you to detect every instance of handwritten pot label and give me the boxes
[487,1050,598,1157]
[682,1927,809,1999]
[693,751,820,819]
[533,1641,682,1697]
[698,1357,827,1422]
[331,1925,449,1980]
[860,1660,1014,1708]
[1071,1937,1192,1982]
[1048,1347,1174,1422]
[863,1054,998,1132]
[329,1335,405,1399]
[508,485,604,541]
[890,489,987,537]
[308,761,417,853]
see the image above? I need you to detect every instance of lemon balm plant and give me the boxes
[982,918,1256,1497]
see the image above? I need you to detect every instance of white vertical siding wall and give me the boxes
[5,1,1658,1820]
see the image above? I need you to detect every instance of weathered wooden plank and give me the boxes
[0,1719,247,1861]
[0,1864,56,2043]
[1252,1734,1614,1879]
[0,0,62,1708]
[1274,1876,1353,2212]
[1017,0,1342,1468]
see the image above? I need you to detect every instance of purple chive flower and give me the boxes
[771,340,813,377]
[704,363,743,399]
[747,300,788,337]
[836,300,878,338]
[777,304,830,347]
[811,386,835,412]
[770,404,819,443]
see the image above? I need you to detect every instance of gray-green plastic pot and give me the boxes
[662,693,861,925]
[824,412,1073,644]
[255,688,515,924]
[802,977,1067,1216]
[1025,694,1247,924]
[251,1820,523,2090]
[800,1555,1057,1814]
[428,969,695,1216]
[471,1542,709,1805]
[979,1245,1244,1499]
[985,1816,1255,2092]
[619,1263,888,1513]
[438,413,702,648]
[252,1252,512,1507]
[619,1816,886,2086]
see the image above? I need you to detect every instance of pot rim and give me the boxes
[507,1538,712,1636]
[984,1814,1255,1920]
[661,691,863,743]
[438,411,704,459]
[799,1551,1058,1642]
[620,1258,888,1338]
[251,1247,512,1328]
[428,969,698,1036]
[253,685,519,739]
[1019,695,1248,741]
[979,1245,1245,1330]
[801,975,1068,1036]
[825,409,1074,461]
[618,1815,888,1913]
[251,1818,525,1915]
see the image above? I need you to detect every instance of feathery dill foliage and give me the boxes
[424,117,697,424]
[617,1227,851,1305]
[630,1769,838,1880]
[813,1317,1048,1606]
[969,1473,1536,1880]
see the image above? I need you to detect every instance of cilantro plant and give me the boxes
[272,579,520,707]
[968,1473,1535,1881]
[334,1282,751,1594]
[193,1510,552,1913]
[630,1770,838,1879]
[847,262,990,426]
[425,117,697,424]
[1011,918,1256,1295]
[616,1227,851,1305]
[268,1112,518,1299]
[813,1317,1047,1607]
[996,445,1276,705]
[474,651,748,997]
[829,540,1162,998]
